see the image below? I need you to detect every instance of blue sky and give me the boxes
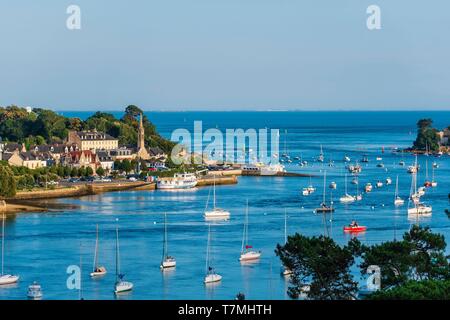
[0,0,449,111]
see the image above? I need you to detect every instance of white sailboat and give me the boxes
[431,166,437,187]
[316,171,335,212]
[317,145,324,162]
[239,200,261,262]
[204,175,230,220]
[407,173,432,216]
[90,224,107,277]
[0,213,19,286]
[160,213,176,269]
[340,174,355,203]
[204,224,222,284]
[114,223,133,294]
[394,175,404,206]
[354,176,362,201]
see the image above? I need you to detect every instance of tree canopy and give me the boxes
[0,105,175,153]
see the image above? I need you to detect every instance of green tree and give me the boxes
[96,166,105,177]
[85,167,94,176]
[367,279,450,300]
[275,234,358,300]
[78,167,86,177]
[70,167,79,177]
[122,159,132,174]
[413,118,440,151]
[0,165,17,197]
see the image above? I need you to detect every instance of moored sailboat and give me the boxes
[160,213,176,269]
[394,175,404,206]
[204,175,230,220]
[90,224,107,278]
[0,213,19,286]
[239,200,261,262]
[340,174,355,203]
[204,224,222,284]
[114,222,133,294]
[316,171,335,213]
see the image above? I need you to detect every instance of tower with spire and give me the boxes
[136,113,150,160]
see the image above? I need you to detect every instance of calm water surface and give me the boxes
[1,111,450,300]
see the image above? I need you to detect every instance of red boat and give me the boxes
[343,225,367,233]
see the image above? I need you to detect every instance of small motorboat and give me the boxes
[329,181,337,189]
[376,181,383,188]
[343,156,351,162]
[351,177,358,185]
[365,183,373,193]
[376,157,383,161]
[361,155,369,163]
[315,203,335,213]
[399,161,405,166]
[27,282,43,300]
[423,180,432,188]
[432,162,439,169]
[376,163,384,168]
[343,222,367,233]
[385,177,392,185]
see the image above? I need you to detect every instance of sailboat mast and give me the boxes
[205,224,211,274]
[284,209,287,244]
[322,171,326,204]
[395,175,399,199]
[93,224,99,272]
[213,175,216,209]
[115,225,120,281]
[1,213,4,276]
[163,212,168,258]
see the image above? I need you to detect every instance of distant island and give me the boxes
[410,118,450,153]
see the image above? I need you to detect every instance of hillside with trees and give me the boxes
[0,105,174,153]
[412,118,440,152]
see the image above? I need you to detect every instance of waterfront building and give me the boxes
[68,129,118,151]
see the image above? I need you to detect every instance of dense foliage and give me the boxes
[0,164,16,197]
[277,225,450,300]
[367,279,450,300]
[0,105,174,153]
[412,118,440,151]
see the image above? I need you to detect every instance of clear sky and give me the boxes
[0,0,449,111]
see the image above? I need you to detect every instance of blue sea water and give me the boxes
[1,111,450,300]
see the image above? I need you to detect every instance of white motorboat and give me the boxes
[204,175,230,220]
[385,177,392,185]
[160,213,176,269]
[343,155,351,162]
[114,223,133,294]
[365,183,373,192]
[0,213,19,286]
[90,224,107,278]
[376,181,383,188]
[239,201,261,262]
[157,172,197,189]
[260,163,286,176]
[329,181,337,189]
[27,282,43,300]
[204,224,222,284]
